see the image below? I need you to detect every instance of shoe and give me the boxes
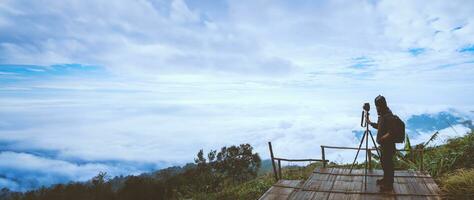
[376,178,384,185]
[379,184,393,193]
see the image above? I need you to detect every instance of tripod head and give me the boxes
[360,103,370,127]
[363,103,370,112]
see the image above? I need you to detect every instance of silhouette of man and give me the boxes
[367,95,395,192]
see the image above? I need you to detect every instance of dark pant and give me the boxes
[380,142,395,185]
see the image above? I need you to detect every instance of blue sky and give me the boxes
[1,0,474,191]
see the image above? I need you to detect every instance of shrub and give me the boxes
[440,168,474,200]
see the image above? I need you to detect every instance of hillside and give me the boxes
[1,131,473,200]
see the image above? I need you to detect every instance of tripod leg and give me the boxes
[368,130,381,158]
[350,132,366,173]
[365,130,368,189]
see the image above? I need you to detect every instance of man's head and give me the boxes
[374,95,387,114]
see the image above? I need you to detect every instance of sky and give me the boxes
[1,0,474,191]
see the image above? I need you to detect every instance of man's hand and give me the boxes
[367,117,377,128]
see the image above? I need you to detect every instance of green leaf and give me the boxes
[404,134,412,152]
[424,131,439,147]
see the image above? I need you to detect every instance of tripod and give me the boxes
[349,104,380,189]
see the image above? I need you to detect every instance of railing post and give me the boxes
[278,160,282,180]
[421,149,424,171]
[321,146,326,168]
[368,150,372,170]
[268,142,279,181]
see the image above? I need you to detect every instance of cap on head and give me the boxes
[374,95,387,108]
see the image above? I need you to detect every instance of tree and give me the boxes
[91,172,114,200]
[215,144,261,183]
[189,144,261,194]
[117,176,167,200]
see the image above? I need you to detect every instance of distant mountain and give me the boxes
[353,111,472,140]
[258,159,274,175]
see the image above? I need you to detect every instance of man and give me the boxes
[367,95,395,192]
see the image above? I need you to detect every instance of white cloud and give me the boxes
[0,0,474,191]
[0,151,147,191]
[409,124,471,149]
[170,0,199,23]
[1,0,472,77]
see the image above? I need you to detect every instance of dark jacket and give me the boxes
[370,107,394,145]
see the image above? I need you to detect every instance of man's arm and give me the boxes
[367,118,378,129]
[370,122,378,129]
[380,132,393,143]
[378,114,393,143]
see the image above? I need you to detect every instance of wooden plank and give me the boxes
[364,176,379,194]
[411,178,431,195]
[314,167,333,174]
[310,192,329,200]
[360,194,384,200]
[260,180,303,200]
[328,193,346,200]
[275,187,297,195]
[288,191,316,200]
[313,171,432,178]
[393,182,406,195]
[404,177,417,195]
[301,174,323,191]
[259,186,292,200]
[278,180,303,188]
[419,173,441,196]
[395,195,412,200]
[331,180,347,192]
[324,170,339,192]
[424,181,441,195]
[343,193,361,200]
[259,193,278,200]
[368,169,384,176]
[351,176,363,193]
[260,168,441,199]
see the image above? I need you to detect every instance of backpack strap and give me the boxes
[382,113,393,118]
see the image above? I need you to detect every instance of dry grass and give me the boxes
[440,168,474,200]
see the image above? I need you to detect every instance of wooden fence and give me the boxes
[268,142,426,181]
[320,145,425,171]
[268,142,328,181]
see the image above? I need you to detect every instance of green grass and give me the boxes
[191,174,274,200]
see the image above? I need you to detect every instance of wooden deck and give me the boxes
[259,168,441,200]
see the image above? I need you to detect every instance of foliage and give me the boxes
[424,131,474,177]
[117,176,171,200]
[440,168,474,200]
[3,144,261,200]
[279,162,321,180]
[192,175,274,200]
[184,143,261,195]
[367,130,473,177]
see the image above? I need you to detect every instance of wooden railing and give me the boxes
[268,142,426,181]
[320,145,425,171]
[268,142,328,181]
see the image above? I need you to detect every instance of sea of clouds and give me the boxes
[1,0,474,191]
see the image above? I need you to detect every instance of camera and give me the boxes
[361,103,370,127]
[363,102,370,112]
